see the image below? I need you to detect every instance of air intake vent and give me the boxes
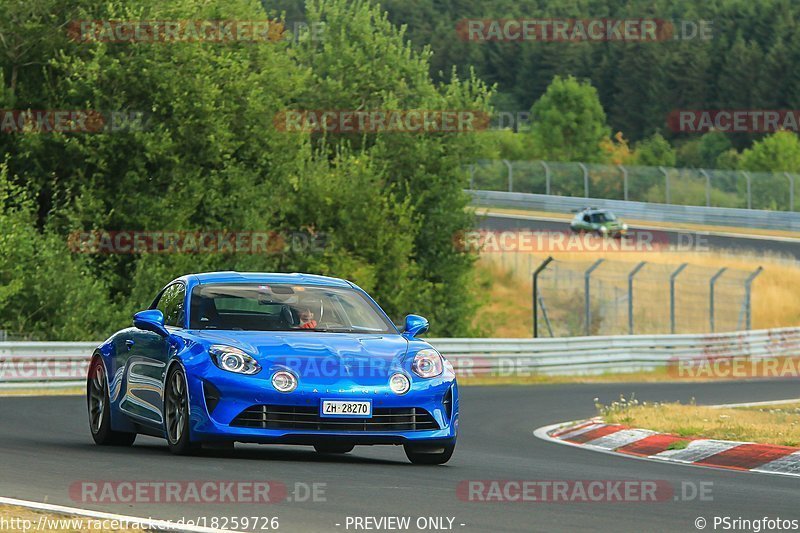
[203,382,221,415]
[231,405,439,432]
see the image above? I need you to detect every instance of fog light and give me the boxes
[389,373,410,395]
[272,371,298,393]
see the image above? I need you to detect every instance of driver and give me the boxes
[298,307,317,329]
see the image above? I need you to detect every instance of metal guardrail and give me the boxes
[469,189,800,231]
[2,328,800,387]
[431,327,800,375]
[0,342,95,388]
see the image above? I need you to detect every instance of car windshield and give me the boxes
[189,283,396,333]
[590,212,616,223]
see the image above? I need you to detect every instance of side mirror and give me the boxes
[402,314,429,338]
[133,309,169,337]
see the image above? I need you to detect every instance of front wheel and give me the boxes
[404,440,455,465]
[164,365,198,455]
[87,356,136,446]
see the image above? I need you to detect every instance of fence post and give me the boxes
[670,263,689,334]
[628,261,647,335]
[532,256,554,338]
[742,171,752,209]
[585,259,605,336]
[502,159,513,192]
[709,267,727,333]
[659,166,670,204]
[700,169,711,207]
[468,164,476,189]
[785,172,794,211]
[578,162,589,198]
[541,161,551,195]
[744,266,763,330]
[619,164,629,201]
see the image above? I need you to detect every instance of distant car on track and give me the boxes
[569,207,628,238]
[87,272,458,464]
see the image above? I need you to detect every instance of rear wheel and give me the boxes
[164,365,198,455]
[404,440,455,465]
[314,443,355,454]
[87,357,136,446]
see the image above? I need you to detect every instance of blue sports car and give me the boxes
[87,272,458,464]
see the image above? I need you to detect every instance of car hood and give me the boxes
[189,330,410,382]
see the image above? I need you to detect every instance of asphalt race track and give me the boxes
[1,381,798,532]
[479,212,800,259]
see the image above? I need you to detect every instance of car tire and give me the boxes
[404,440,455,465]
[164,365,199,455]
[314,443,355,454]
[87,356,136,446]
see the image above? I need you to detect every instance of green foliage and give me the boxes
[0,0,489,339]
[529,76,610,163]
[739,131,800,173]
[379,0,800,146]
[633,133,676,167]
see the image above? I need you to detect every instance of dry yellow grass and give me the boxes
[476,248,800,337]
[0,387,82,397]
[0,505,139,532]
[601,400,800,447]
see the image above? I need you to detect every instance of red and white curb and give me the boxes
[534,418,800,478]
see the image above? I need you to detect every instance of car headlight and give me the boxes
[209,345,261,375]
[412,349,444,378]
[389,373,411,395]
[272,370,298,393]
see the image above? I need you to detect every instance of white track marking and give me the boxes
[753,452,800,475]
[0,496,238,533]
[650,440,744,463]
[585,429,656,450]
[710,397,800,408]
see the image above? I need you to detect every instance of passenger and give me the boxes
[298,307,317,329]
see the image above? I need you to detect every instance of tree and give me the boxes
[738,131,800,210]
[0,0,491,339]
[739,131,800,172]
[633,133,676,167]
[529,75,610,163]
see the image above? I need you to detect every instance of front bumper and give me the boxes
[184,360,459,445]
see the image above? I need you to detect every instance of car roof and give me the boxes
[578,207,613,215]
[182,272,353,288]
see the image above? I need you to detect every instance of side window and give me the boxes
[154,284,186,328]
[167,284,186,328]
[154,286,172,316]
[583,214,591,223]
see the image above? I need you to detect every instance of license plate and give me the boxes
[320,400,372,418]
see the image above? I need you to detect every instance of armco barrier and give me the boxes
[2,328,800,388]
[469,189,800,231]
